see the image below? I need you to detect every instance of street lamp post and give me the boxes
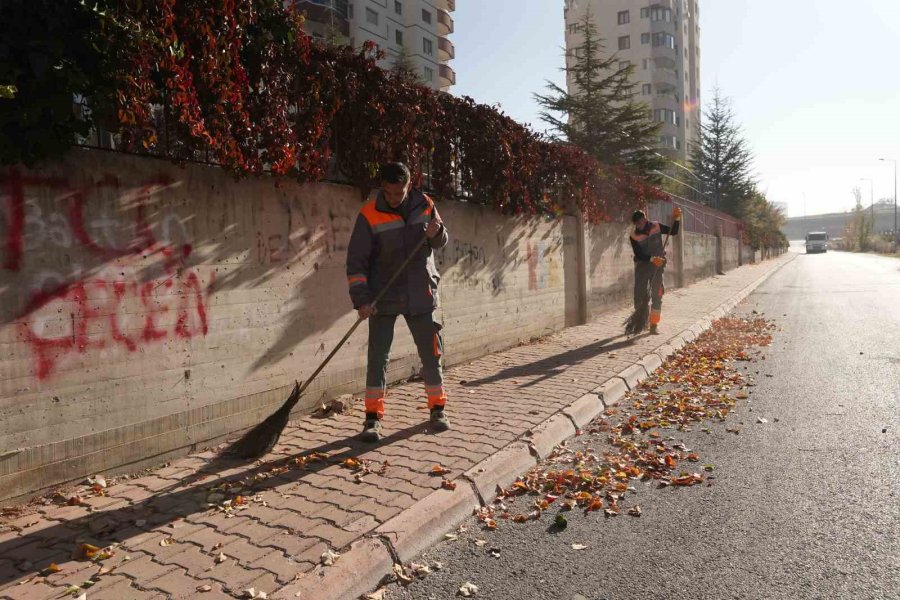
[879,158,898,250]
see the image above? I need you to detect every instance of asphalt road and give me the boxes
[383,249,900,600]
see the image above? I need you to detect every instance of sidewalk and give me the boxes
[0,254,794,600]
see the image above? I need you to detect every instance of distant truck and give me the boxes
[805,231,828,254]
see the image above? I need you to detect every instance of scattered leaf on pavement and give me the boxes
[393,563,413,585]
[458,582,479,597]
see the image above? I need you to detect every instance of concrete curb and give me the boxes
[617,363,647,390]
[275,537,393,600]
[596,378,628,408]
[529,414,577,460]
[375,484,480,564]
[563,393,604,429]
[312,254,795,600]
[463,442,536,501]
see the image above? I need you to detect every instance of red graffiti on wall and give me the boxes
[2,170,213,380]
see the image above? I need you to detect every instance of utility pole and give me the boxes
[880,158,898,251]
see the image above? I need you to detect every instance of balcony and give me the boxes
[439,64,456,89]
[651,68,679,89]
[437,9,454,36]
[438,36,455,61]
[295,0,350,36]
[435,0,456,11]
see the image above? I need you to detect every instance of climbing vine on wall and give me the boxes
[0,0,668,222]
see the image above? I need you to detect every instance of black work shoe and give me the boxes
[361,413,383,443]
[430,407,450,432]
[649,324,659,335]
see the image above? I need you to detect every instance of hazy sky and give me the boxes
[451,0,900,217]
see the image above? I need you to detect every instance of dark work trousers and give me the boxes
[365,312,445,419]
[634,261,666,326]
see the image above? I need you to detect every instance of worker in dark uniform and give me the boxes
[346,162,450,442]
[629,207,682,334]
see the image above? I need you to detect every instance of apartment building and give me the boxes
[293,0,456,91]
[564,0,701,161]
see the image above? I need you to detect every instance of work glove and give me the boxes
[673,207,683,220]
[650,256,666,267]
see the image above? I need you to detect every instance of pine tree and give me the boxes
[690,89,754,215]
[391,46,421,83]
[535,12,664,176]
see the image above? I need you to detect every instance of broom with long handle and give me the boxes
[228,234,431,459]
[624,210,678,336]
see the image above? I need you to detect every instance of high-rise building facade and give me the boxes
[293,0,455,91]
[563,0,701,162]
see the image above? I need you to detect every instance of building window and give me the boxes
[651,7,673,22]
[395,1,402,15]
[422,8,432,24]
[641,32,651,44]
[659,135,680,149]
[653,109,678,125]
[617,10,630,25]
[424,66,434,82]
[423,37,433,56]
[618,35,630,50]
[567,23,579,34]
[642,84,652,95]
[652,32,675,48]
[366,7,378,25]
[642,58,650,69]
[396,30,403,46]
[619,60,631,70]
[640,7,649,18]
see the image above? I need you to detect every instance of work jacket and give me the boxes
[630,220,680,263]
[346,188,449,315]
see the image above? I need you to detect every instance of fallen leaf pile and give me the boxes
[474,316,775,530]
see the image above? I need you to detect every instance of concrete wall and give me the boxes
[682,231,717,284]
[0,150,569,501]
[0,149,746,502]
[586,222,634,315]
[741,243,755,265]
[723,237,740,271]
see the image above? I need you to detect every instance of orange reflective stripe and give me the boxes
[365,397,385,418]
[348,275,368,287]
[360,200,403,228]
[433,333,441,357]
[650,310,662,325]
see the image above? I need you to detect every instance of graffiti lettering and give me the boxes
[2,171,211,380]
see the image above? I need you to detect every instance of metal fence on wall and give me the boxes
[74,107,745,239]
[648,195,742,240]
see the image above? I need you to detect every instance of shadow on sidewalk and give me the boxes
[0,422,429,587]
[464,333,646,389]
